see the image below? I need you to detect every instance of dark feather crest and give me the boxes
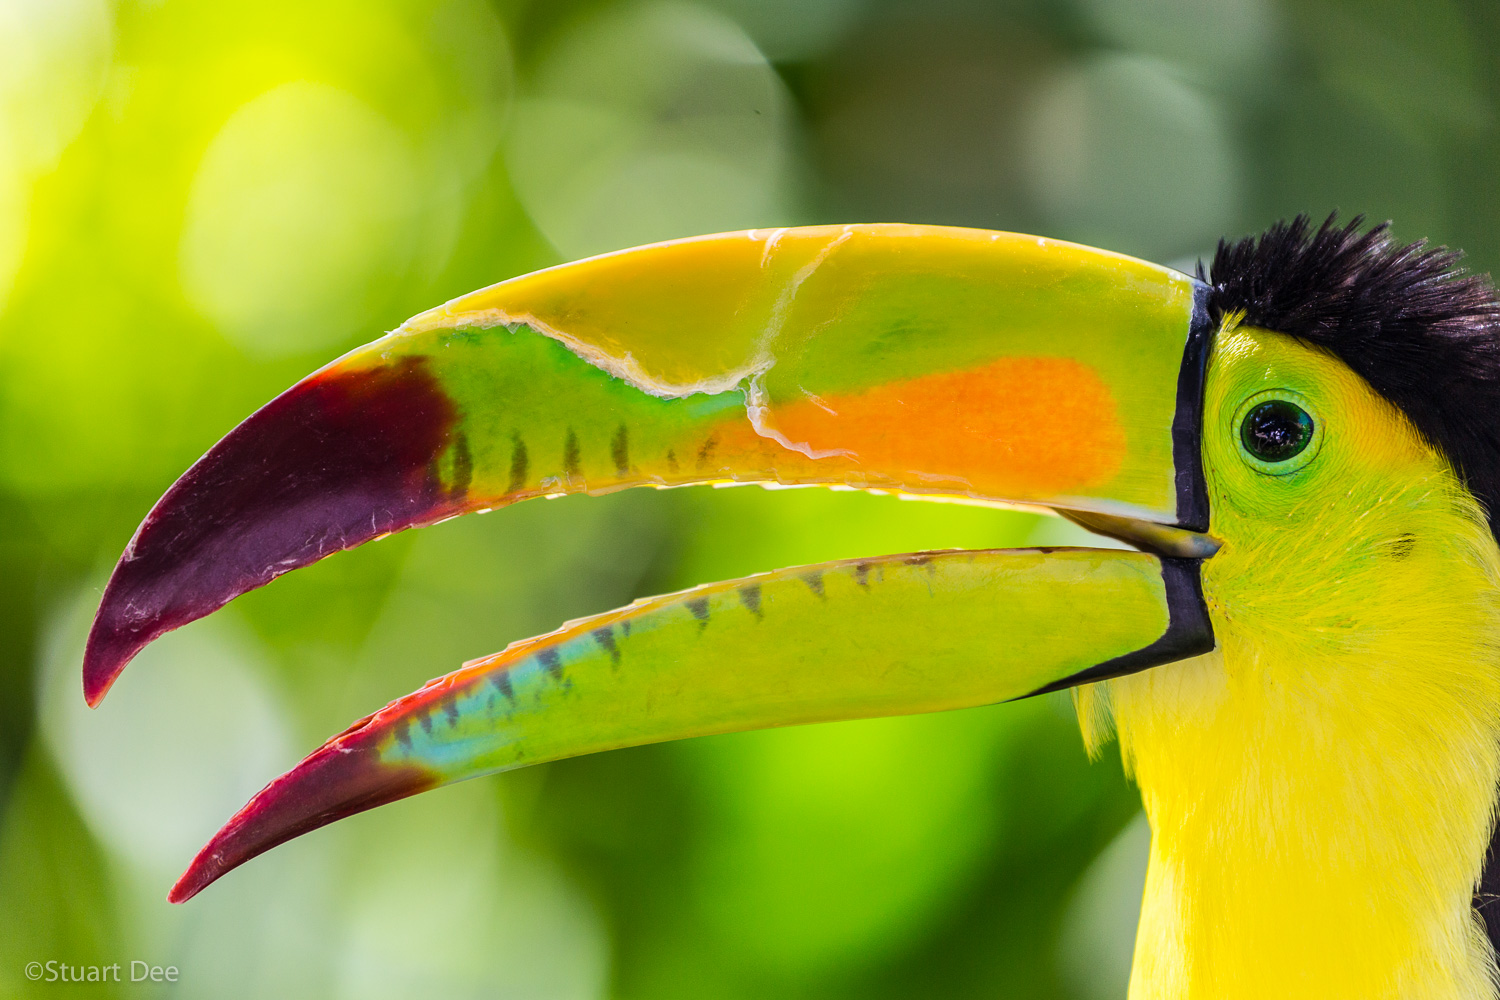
[1201,214,1500,531]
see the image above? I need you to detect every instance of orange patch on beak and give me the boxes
[716,357,1126,496]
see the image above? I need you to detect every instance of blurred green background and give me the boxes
[0,0,1493,996]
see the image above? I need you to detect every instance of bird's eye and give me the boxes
[1234,390,1320,474]
[1241,400,1312,461]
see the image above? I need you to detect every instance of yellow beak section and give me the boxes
[170,547,1210,902]
[408,224,1204,521]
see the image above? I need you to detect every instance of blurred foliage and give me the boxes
[0,0,1495,996]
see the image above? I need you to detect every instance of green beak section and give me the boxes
[170,546,1209,902]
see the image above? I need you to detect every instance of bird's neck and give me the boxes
[1097,583,1500,999]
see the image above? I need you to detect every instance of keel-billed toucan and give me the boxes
[82,215,1500,997]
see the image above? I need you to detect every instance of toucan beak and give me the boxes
[77,223,1219,900]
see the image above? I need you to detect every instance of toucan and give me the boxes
[79,215,1500,998]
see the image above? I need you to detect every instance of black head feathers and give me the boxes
[1201,214,1500,532]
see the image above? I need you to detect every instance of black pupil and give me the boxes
[1240,400,1313,463]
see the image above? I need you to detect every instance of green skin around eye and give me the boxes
[1204,332,1338,523]
[1228,386,1324,478]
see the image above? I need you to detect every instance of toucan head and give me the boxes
[79,215,1500,908]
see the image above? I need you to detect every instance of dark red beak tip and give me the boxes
[167,865,210,904]
[82,357,465,704]
[166,723,439,902]
[82,616,144,707]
